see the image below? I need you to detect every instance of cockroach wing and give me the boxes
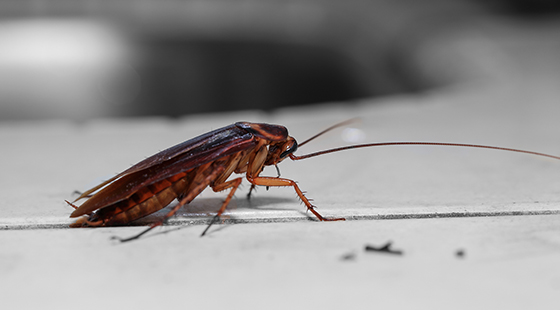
[71,124,257,217]
[236,122,288,141]
[123,124,250,175]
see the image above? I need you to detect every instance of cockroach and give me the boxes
[67,120,560,242]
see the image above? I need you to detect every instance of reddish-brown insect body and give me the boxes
[68,122,343,241]
[68,120,560,241]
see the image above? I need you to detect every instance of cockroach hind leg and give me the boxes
[200,214,221,237]
[111,222,162,243]
[203,177,241,236]
[111,228,150,243]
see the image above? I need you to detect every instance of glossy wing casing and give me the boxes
[71,123,261,217]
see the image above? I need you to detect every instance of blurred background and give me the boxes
[0,0,559,121]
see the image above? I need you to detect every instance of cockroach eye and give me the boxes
[280,141,297,158]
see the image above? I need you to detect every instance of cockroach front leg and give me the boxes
[247,176,345,222]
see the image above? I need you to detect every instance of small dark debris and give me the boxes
[455,249,466,258]
[340,252,356,261]
[364,241,403,255]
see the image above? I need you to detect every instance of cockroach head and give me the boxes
[266,137,298,165]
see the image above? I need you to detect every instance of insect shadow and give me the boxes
[123,195,297,230]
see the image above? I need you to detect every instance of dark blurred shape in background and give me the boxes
[480,0,560,15]
[0,0,559,121]
[136,39,369,116]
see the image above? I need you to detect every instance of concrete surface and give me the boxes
[3,15,560,310]
[2,80,560,309]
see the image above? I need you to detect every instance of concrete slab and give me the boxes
[3,15,560,310]
[2,82,560,309]
[1,216,559,309]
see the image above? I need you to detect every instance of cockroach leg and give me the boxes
[201,214,221,236]
[111,223,157,242]
[201,177,243,236]
[247,176,345,221]
[84,219,104,226]
[247,184,257,199]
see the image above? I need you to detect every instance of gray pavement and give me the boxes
[2,86,560,308]
[2,12,560,310]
